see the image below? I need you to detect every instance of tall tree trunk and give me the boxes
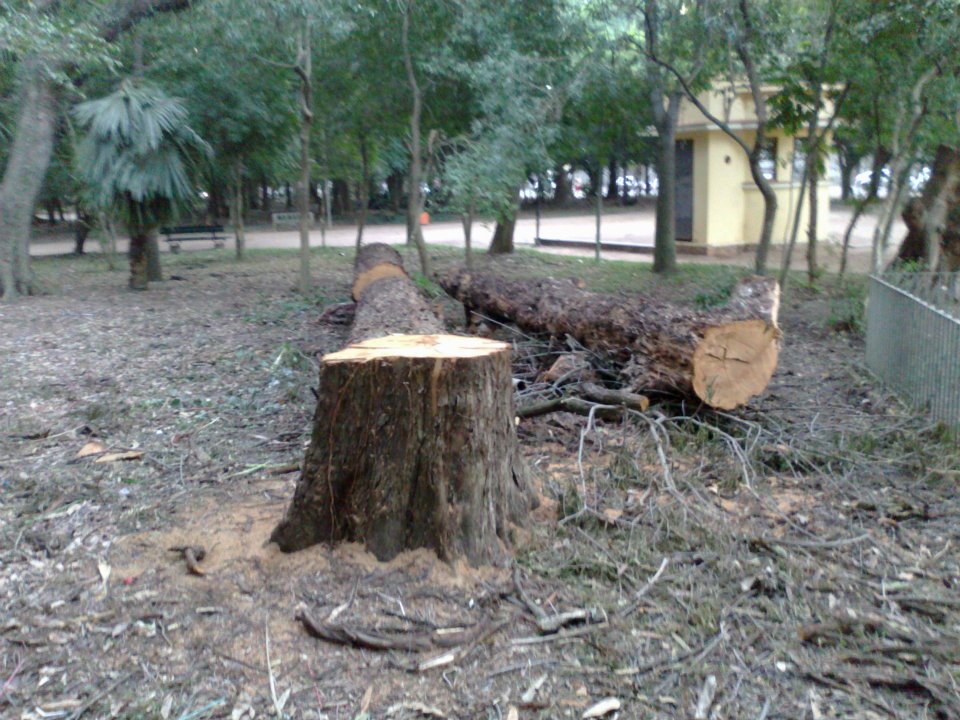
[0,59,57,299]
[806,158,820,283]
[605,156,617,200]
[554,163,572,205]
[651,91,682,274]
[750,158,779,275]
[462,198,474,270]
[129,230,149,290]
[296,24,313,293]
[387,171,403,214]
[145,230,162,282]
[595,173,602,263]
[401,1,432,277]
[234,158,246,260]
[355,133,370,250]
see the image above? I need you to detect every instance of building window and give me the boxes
[758,139,778,181]
[792,146,807,181]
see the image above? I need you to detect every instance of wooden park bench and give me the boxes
[160,224,226,253]
[271,212,313,230]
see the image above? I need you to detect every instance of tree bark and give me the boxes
[401,1,432,277]
[806,159,819,282]
[0,59,57,299]
[74,208,92,255]
[297,24,313,294]
[462,197,475,270]
[145,229,162,281]
[895,145,960,270]
[554,164,572,205]
[272,243,534,565]
[234,158,246,260]
[129,231,149,290]
[441,270,781,410]
[651,91,682,274]
[488,210,517,254]
[355,133,370,250]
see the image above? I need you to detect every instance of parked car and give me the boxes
[851,165,930,200]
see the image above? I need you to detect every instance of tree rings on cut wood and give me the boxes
[270,333,533,566]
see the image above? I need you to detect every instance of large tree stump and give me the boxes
[270,334,530,565]
[272,243,534,565]
[441,270,781,410]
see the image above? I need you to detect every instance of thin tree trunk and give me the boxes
[651,94,681,274]
[595,173,602,263]
[462,197,474,270]
[401,1,432,277]
[0,59,57,299]
[355,134,370,250]
[806,159,819,283]
[296,24,313,293]
[234,158,246,260]
[605,157,616,200]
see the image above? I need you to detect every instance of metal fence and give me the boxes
[866,272,960,426]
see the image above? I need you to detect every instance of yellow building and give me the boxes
[674,84,831,255]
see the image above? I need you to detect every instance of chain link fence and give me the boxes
[866,272,960,426]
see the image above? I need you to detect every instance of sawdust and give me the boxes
[112,481,508,593]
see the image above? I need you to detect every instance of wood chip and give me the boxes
[93,450,144,463]
[582,697,621,718]
[76,441,106,458]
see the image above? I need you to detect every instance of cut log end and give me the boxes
[326,334,510,363]
[692,319,780,410]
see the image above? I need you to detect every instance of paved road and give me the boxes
[32,204,901,273]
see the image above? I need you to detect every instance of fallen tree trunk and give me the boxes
[441,270,781,410]
[272,244,534,565]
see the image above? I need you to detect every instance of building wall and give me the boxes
[675,127,832,250]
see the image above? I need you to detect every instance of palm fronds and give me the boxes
[74,80,210,231]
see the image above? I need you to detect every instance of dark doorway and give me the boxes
[675,139,694,241]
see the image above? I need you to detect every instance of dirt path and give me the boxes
[30,204,903,274]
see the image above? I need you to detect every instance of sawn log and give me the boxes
[441,270,781,410]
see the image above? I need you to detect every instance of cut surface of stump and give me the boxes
[442,271,781,410]
[270,333,531,565]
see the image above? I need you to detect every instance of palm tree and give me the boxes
[74,81,209,290]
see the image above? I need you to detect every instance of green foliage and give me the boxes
[74,81,210,231]
[827,277,867,335]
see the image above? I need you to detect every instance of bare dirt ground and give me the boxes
[1,247,958,720]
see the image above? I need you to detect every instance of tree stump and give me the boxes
[270,334,531,565]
